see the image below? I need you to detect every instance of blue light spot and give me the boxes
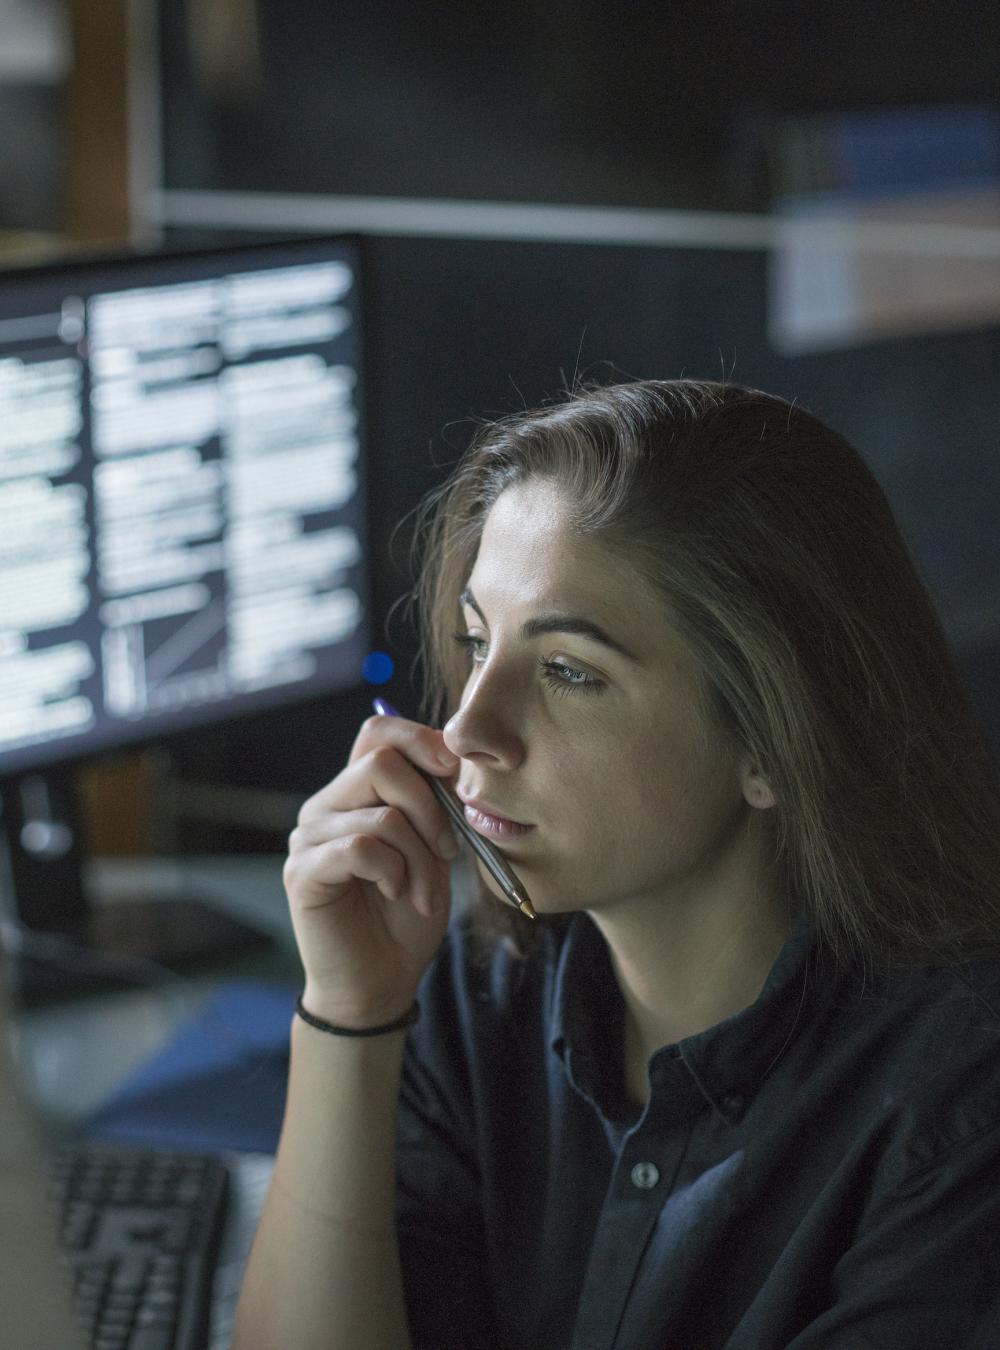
[363,651,395,685]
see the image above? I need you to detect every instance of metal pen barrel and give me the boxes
[426,776,535,918]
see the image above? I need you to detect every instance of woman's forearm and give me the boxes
[232,1016,413,1350]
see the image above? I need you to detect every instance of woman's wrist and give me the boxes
[295,994,420,1038]
[299,981,421,1034]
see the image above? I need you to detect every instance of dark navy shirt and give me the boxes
[396,910,1000,1349]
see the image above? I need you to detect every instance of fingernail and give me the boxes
[438,829,458,860]
[437,747,459,768]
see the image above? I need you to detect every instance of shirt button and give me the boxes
[722,1093,746,1114]
[629,1161,660,1190]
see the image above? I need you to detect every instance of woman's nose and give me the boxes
[442,678,524,770]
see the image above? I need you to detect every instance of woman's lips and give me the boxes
[458,793,535,839]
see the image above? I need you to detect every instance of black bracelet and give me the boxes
[294,994,421,1038]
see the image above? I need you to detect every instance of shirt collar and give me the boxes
[678,914,816,1120]
[549,911,818,1123]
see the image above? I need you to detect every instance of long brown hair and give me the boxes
[412,379,1000,972]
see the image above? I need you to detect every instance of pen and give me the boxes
[372,697,536,920]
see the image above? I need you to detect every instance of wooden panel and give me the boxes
[76,753,157,856]
[64,0,130,242]
[64,2,147,853]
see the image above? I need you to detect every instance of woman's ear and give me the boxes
[742,767,777,811]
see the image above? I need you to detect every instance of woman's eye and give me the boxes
[451,633,605,697]
[539,658,605,696]
[451,631,488,665]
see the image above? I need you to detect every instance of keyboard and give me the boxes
[49,1141,229,1350]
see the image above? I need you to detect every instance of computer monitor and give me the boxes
[0,235,370,996]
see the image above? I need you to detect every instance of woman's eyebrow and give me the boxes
[459,587,638,661]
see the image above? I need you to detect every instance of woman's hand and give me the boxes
[283,713,460,1028]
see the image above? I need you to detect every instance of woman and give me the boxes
[233,380,1000,1349]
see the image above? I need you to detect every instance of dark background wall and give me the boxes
[159,0,1000,210]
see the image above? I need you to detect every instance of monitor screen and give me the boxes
[0,236,370,782]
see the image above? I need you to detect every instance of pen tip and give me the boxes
[517,895,537,920]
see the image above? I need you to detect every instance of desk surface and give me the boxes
[11,854,296,1127]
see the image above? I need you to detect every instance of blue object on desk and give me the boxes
[84,981,294,1154]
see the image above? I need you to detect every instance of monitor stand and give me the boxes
[0,772,273,1004]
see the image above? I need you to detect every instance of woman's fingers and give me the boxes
[288,804,448,920]
[299,737,459,864]
[349,712,458,776]
[285,710,461,934]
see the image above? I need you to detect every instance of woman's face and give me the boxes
[442,479,774,919]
